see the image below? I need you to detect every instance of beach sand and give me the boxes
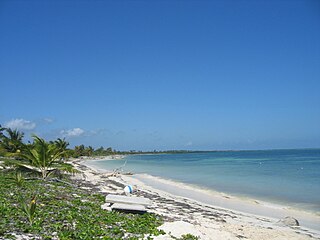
[70,157,320,240]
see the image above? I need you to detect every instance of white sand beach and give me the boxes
[69,157,320,240]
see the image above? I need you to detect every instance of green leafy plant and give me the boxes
[172,234,200,240]
[20,195,37,226]
[0,127,24,154]
[180,234,199,240]
[5,135,79,179]
[15,171,24,187]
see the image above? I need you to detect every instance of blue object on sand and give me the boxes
[124,185,133,194]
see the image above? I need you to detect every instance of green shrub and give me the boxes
[15,171,24,187]
[20,195,37,226]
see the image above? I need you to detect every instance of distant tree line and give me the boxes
[0,124,201,162]
[70,145,116,158]
[0,125,118,159]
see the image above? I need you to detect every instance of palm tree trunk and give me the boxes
[41,169,47,179]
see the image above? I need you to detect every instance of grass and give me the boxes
[0,170,165,239]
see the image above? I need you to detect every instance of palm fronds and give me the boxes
[3,135,78,180]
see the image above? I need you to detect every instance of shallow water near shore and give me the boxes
[87,149,320,214]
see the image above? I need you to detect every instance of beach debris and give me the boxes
[124,185,134,195]
[105,194,151,206]
[104,194,151,213]
[279,216,300,226]
[104,170,132,177]
[111,203,146,213]
[101,203,112,211]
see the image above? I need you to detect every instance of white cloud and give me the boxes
[43,118,54,123]
[185,141,193,147]
[60,128,85,137]
[5,119,36,130]
[88,129,108,136]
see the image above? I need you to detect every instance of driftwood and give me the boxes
[104,158,133,177]
[104,171,133,177]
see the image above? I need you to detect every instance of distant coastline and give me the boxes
[86,147,320,158]
[120,148,320,154]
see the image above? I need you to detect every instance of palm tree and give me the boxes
[52,138,70,159]
[74,144,85,157]
[0,124,5,139]
[6,128,24,142]
[5,135,79,179]
[0,125,6,156]
[85,146,94,156]
[0,128,24,153]
[54,138,69,150]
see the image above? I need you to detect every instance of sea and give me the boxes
[88,149,320,213]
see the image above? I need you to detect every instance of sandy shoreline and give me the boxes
[132,174,320,230]
[71,157,320,239]
[73,155,126,161]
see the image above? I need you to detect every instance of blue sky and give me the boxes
[1,0,319,151]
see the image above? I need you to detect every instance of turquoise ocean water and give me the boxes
[89,149,320,212]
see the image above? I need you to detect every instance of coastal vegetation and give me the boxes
[0,126,79,179]
[0,125,166,239]
[0,170,164,239]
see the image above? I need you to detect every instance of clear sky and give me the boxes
[1,0,319,151]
